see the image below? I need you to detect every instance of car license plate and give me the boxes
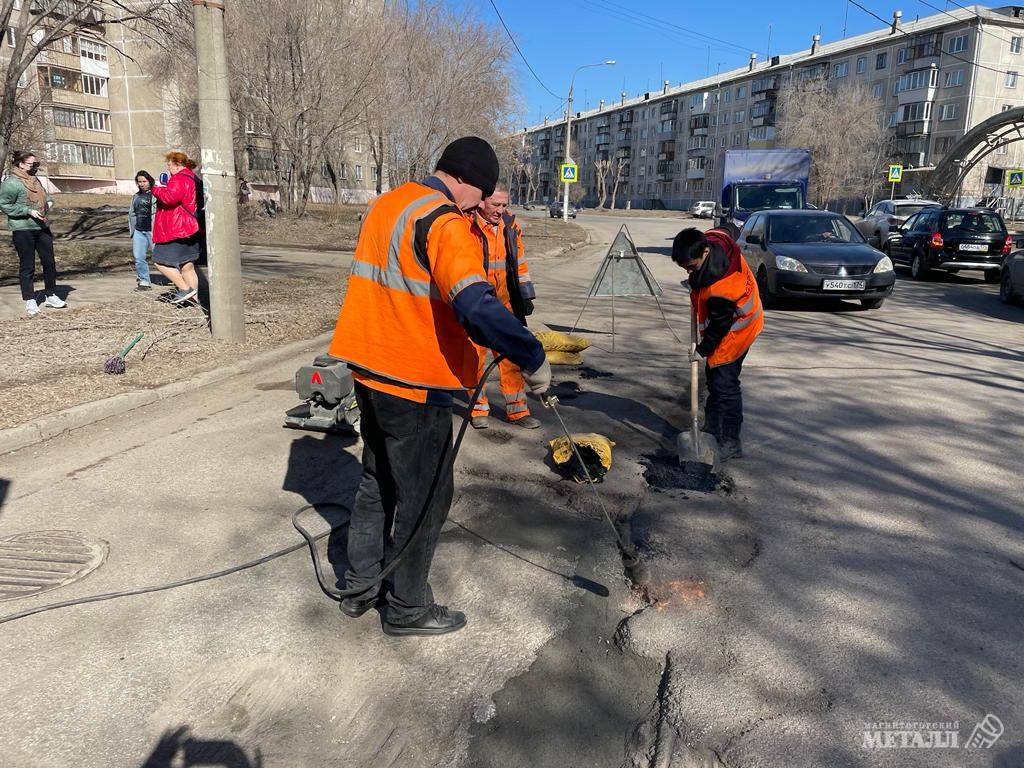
[822,279,866,291]
[959,243,988,252]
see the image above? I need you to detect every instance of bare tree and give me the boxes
[593,158,610,208]
[0,0,167,166]
[608,158,627,210]
[776,76,891,211]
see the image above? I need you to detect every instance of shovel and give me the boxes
[677,302,719,475]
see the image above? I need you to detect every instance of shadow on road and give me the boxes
[139,726,262,767]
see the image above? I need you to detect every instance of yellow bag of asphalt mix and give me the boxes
[549,433,615,483]
[533,330,592,354]
[546,350,584,366]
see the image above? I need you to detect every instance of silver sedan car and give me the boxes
[855,199,940,248]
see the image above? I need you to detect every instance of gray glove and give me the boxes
[523,357,552,396]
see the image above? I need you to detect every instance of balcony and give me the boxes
[595,133,611,147]
[896,120,931,137]
[39,86,108,110]
[615,147,631,160]
[45,162,114,180]
[751,76,779,95]
[37,50,83,70]
[659,101,678,115]
[616,129,632,141]
[618,111,634,124]
[686,167,706,180]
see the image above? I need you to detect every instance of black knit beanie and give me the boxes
[435,136,500,197]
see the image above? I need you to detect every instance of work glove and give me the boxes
[688,349,705,364]
[522,298,535,316]
[523,357,552,396]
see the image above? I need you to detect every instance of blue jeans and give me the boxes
[132,230,153,284]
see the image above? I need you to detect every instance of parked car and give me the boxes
[883,207,1011,282]
[690,200,716,218]
[737,210,895,309]
[855,198,941,248]
[522,200,545,210]
[549,200,578,218]
[1000,250,1024,304]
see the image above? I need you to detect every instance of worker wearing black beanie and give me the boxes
[435,136,500,198]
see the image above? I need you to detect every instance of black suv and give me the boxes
[884,207,1011,282]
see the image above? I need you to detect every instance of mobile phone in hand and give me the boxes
[159,172,169,185]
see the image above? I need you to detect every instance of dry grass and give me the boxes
[515,217,588,255]
[0,274,345,429]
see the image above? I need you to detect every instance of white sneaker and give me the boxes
[44,294,67,309]
[26,299,39,316]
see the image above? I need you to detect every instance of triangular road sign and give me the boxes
[587,225,663,297]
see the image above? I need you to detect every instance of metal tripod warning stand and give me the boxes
[570,224,682,351]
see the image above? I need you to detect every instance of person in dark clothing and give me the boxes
[128,171,157,290]
[672,227,764,459]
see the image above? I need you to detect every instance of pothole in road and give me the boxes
[0,530,108,601]
[579,366,614,380]
[640,450,734,494]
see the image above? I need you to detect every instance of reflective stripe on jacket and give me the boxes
[328,181,490,391]
[501,212,535,301]
[693,249,763,367]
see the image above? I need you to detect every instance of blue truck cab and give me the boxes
[716,149,812,228]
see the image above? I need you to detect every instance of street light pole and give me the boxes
[193,0,245,342]
[563,60,616,222]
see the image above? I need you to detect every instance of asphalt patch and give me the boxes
[578,366,614,380]
[479,429,513,445]
[640,450,734,493]
[548,381,583,400]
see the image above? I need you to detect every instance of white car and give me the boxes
[690,201,716,218]
[855,199,940,248]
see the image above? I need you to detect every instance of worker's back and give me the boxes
[329,181,483,392]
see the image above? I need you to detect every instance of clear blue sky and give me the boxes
[484,0,992,128]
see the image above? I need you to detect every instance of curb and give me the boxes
[1,331,333,456]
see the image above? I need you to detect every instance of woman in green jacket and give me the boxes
[0,150,65,315]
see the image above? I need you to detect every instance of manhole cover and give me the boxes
[0,530,108,601]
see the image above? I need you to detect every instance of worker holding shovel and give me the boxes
[671,226,763,460]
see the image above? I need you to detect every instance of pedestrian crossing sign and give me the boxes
[560,163,578,183]
[1009,169,1024,187]
[887,164,904,183]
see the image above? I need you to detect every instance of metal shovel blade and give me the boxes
[676,427,720,475]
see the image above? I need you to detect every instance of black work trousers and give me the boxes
[344,382,455,624]
[13,228,57,301]
[704,353,746,441]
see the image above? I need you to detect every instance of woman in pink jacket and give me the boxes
[152,150,203,303]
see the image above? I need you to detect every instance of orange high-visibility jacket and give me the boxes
[328,181,489,391]
[472,212,534,320]
[692,249,763,367]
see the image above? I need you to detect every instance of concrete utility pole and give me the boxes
[564,60,616,222]
[193,0,245,342]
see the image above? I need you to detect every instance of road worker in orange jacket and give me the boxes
[468,182,541,430]
[672,226,763,461]
[328,137,551,637]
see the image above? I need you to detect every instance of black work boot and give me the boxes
[339,592,379,618]
[718,437,743,460]
[382,604,467,637]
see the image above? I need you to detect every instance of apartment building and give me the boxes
[3,4,376,201]
[519,4,1024,211]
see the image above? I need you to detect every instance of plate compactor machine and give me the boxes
[284,355,361,434]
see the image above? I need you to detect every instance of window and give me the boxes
[352,137,363,152]
[948,34,968,54]
[82,144,113,166]
[900,102,931,122]
[897,68,937,93]
[82,74,107,96]
[52,106,85,128]
[60,36,74,54]
[372,165,379,181]
[889,111,898,127]
[248,149,274,172]
[355,165,363,180]
[46,141,83,164]
[897,48,908,65]
[735,109,745,122]
[853,57,865,75]
[732,133,741,146]
[6,27,14,48]
[939,103,958,121]
[834,61,849,78]
[944,69,963,87]
[933,135,955,155]
[872,82,884,98]
[736,85,746,99]
[690,93,703,108]
[876,52,888,70]
[79,38,106,61]
[722,112,730,125]
[1007,71,1019,88]
[720,136,726,147]
[723,89,730,103]
[1013,37,1023,54]
[17,69,28,88]
[86,110,109,131]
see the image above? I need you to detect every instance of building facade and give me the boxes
[518,4,1024,212]
[3,5,377,201]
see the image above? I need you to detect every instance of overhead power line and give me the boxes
[584,0,752,56]
[487,0,563,101]
[847,0,1017,77]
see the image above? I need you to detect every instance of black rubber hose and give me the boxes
[0,358,504,626]
[292,356,505,600]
